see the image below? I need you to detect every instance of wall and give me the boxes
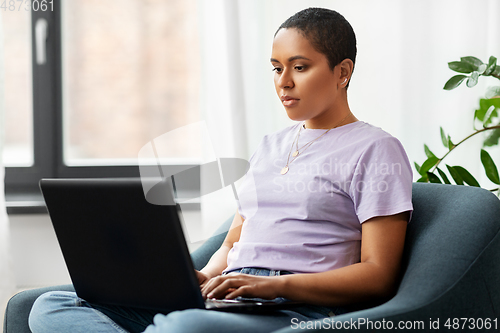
[9,209,204,289]
[10,214,70,288]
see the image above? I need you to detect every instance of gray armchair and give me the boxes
[4,183,500,333]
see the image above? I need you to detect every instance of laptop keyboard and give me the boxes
[205,298,264,308]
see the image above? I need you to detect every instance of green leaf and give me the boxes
[474,109,482,122]
[478,64,488,75]
[427,171,442,184]
[440,127,448,148]
[414,162,421,174]
[453,166,480,187]
[487,98,500,108]
[447,135,454,150]
[489,56,497,66]
[424,144,436,159]
[480,98,490,111]
[491,109,499,123]
[416,175,428,183]
[461,56,483,70]
[484,128,500,147]
[485,86,500,99]
[474,98,490,121]
[484,56,497,76]
[481,149,500,185]
[475,107,486,122]
[437,167,451,184]
[494,65,500,77]
[477,98,500,122]
[449,61,475,73]
[483,105,496,127]
[466,71,479,88]
[444,75,467,90]
[446,164,464,185]
[485,65,496,76]
[419,156,439,176]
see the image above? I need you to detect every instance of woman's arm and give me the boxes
[201,212,409,306]
[277,212,408,305]
[195,210,244,286]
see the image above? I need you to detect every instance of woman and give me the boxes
[29,7,413,333]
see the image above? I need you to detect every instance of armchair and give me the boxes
[4,183,500,332]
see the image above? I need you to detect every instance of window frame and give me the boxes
[5,0,197,214]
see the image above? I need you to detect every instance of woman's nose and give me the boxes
[277,70,294,89]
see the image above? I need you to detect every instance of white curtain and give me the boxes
[198,0,500,191]
[0,10,16,316]
[191,0,500,240]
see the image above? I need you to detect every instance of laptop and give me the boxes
[40,177,301,314]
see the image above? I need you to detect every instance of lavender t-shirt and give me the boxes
[225,121,413,274]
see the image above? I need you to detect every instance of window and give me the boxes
[4,0,201,213]
[3,5,33,167]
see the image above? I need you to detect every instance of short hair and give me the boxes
[276,8,357,87]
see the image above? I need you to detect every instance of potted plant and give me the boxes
[415,56,500,195]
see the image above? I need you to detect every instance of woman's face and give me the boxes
[271,28,349,128]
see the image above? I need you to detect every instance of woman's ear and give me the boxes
[338,59,354,88]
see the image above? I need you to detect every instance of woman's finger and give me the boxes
[206,276,246,299]
[224,285,254,299]
[201,275,236,298]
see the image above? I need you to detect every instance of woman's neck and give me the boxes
[303,109,358,129]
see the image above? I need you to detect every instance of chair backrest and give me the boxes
[398,183,500,308]
[190,215,233,270]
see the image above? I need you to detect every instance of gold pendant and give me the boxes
[292,150,299,157]
[281,166,289,175]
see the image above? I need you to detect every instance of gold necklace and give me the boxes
[281,111,352,175]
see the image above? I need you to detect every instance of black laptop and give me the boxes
[40,178,300,314]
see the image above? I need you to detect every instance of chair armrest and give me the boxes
[273,236,500,333]
[3,285,75,333]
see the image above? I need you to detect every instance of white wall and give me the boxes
[10,214,70,288]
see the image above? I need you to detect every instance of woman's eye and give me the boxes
[295,66,305,71]
[272,67,283,73]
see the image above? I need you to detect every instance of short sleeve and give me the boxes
[349,136,413,223]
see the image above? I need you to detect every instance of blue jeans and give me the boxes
[29,268,347,333]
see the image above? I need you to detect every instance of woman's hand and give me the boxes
[195,270,212,288]
[201,273,283,300]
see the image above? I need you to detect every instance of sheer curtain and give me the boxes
[0,10,15,319]
[195,0,500,236]
[198,0,500,189]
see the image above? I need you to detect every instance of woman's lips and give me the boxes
[281,96,299,107]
